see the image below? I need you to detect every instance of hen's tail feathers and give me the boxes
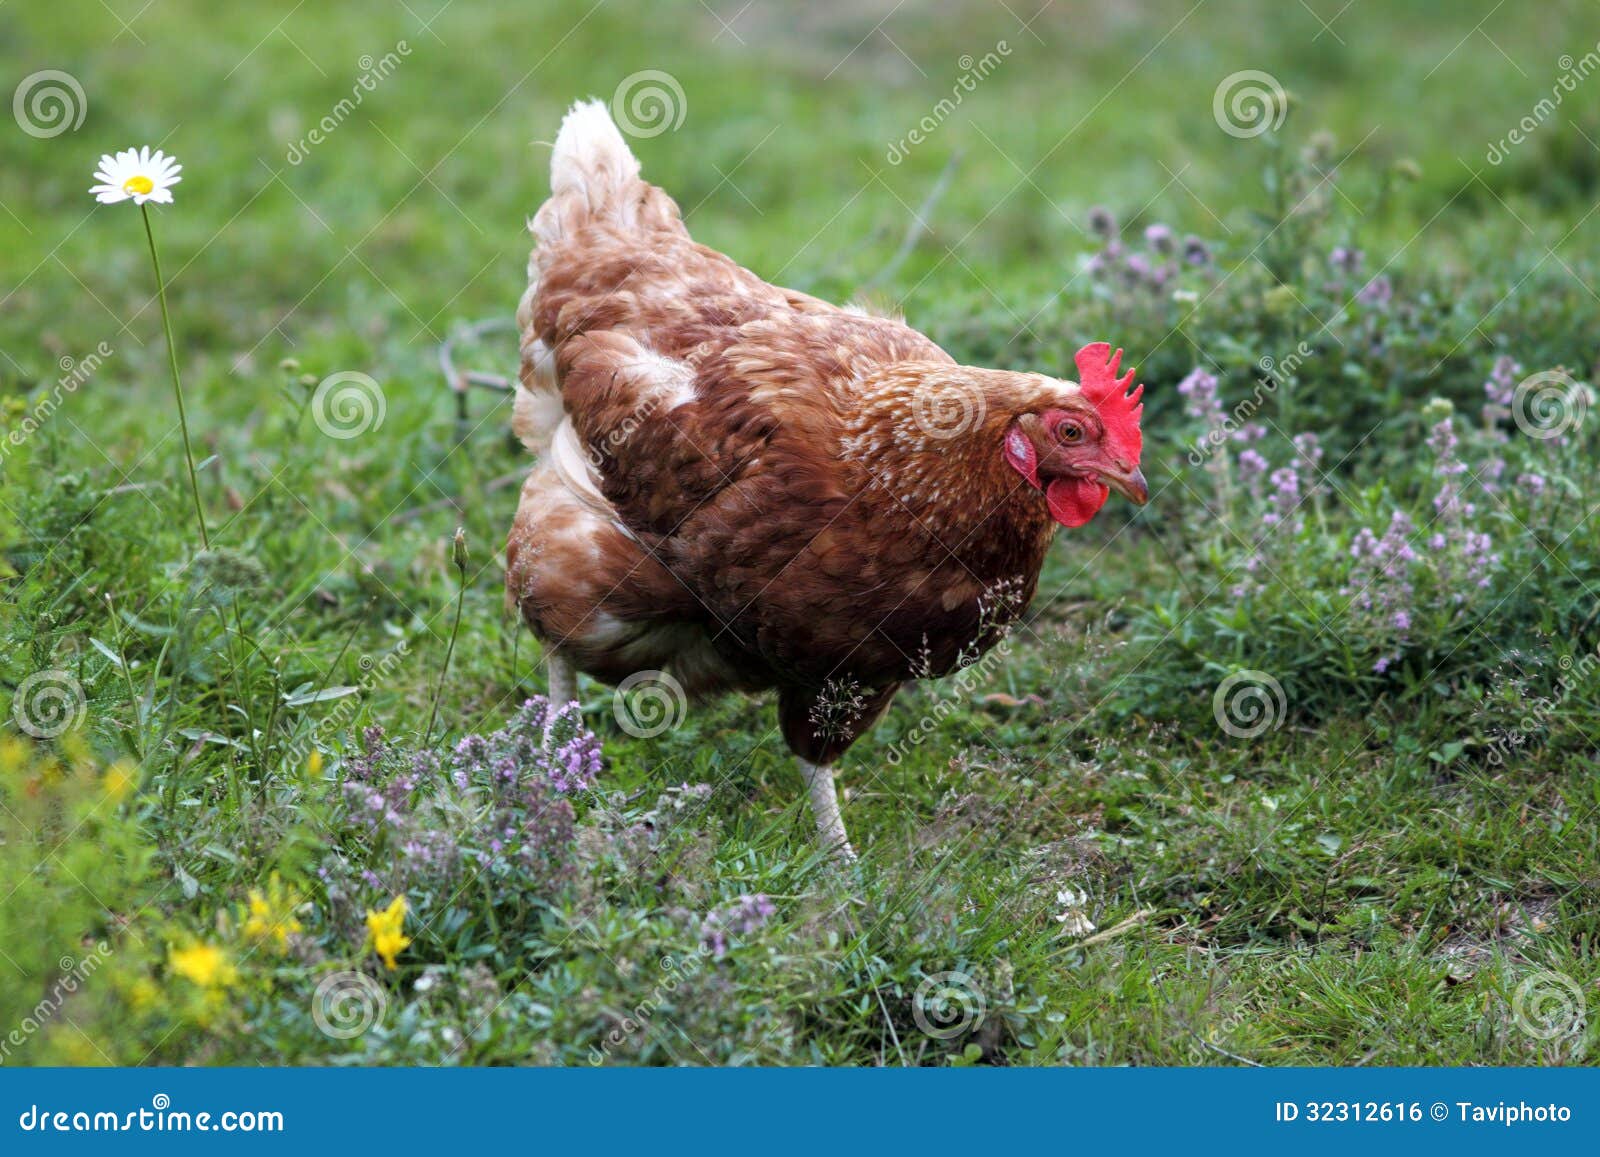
[551,99,640,205]
[530,99,653,247]
[517,99,679,455]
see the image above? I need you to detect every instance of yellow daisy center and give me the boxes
[122,174,154,195]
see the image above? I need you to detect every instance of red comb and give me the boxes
[1075,342,1143,461]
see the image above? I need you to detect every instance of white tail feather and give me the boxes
[550,98,639,200]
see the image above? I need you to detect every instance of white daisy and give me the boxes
[90,146,182,206]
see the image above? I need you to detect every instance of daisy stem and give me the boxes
[425,542,468,746]
[141,202,209,550]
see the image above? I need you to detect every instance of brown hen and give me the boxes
[507,101,1148,858]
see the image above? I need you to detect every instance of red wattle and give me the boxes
[1046,477,1109,528]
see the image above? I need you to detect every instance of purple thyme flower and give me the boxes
[1484,355,1522,409]
[1356,276,1393,308]
[1329,246,1364,276]
[699,894,777,959]
[1176,367,1222,428]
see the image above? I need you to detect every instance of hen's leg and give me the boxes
[546,647,578,708]
[779,683,901,862]
[798,759,856,861]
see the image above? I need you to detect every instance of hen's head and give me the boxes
[1003,342,1147,528]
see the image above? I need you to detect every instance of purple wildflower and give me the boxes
[699,894,777,960]
[1261,466,1303,533]
[1344,510,1419,671]
[1123,252,1154,285]
[1176,367,1222,428]
[1356,276,1393,308]
[1484,355,1521,409]
[1329,247,1364,276]
[1428,415,1498,595]
[1144,223,1175,254]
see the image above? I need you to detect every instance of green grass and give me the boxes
[2,0,1597,1066]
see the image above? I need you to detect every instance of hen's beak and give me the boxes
[1099,464,1149,505]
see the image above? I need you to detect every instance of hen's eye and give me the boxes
[1058,423,1083,444]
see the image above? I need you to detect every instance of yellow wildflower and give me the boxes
[103,758,138,802]
[0,734,29,776]
[240,873,303,952]
[61,731,93,774]
[168,943,237,989]
[364,895,410,971]
[306,749,324,777]
[126,977,162,1012]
